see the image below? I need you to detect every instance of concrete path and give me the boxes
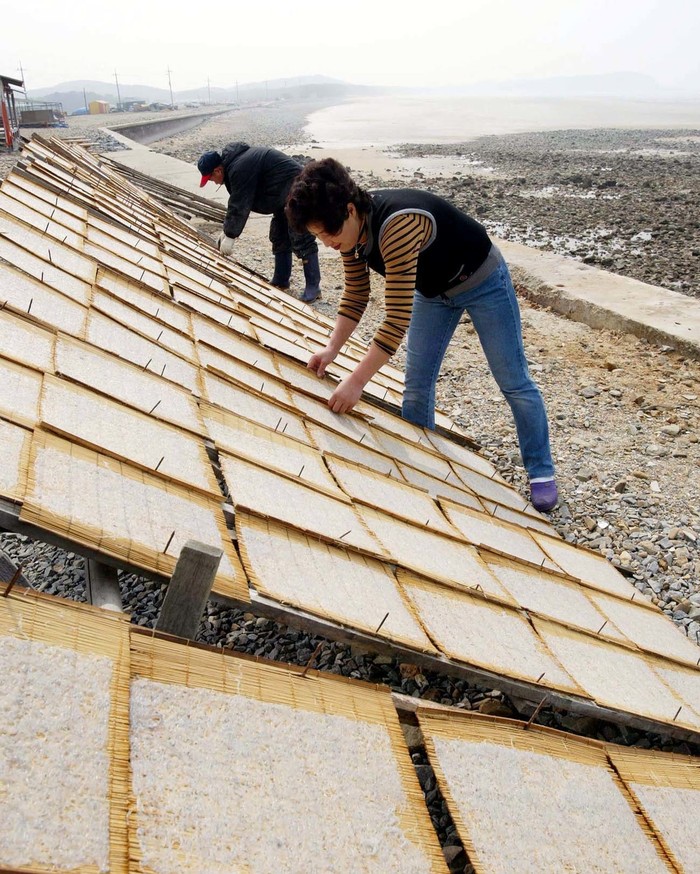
[104,135,700,358]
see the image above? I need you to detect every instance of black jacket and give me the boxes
[363,189,492,298]
[220,143,302,238]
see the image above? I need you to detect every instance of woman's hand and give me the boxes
[328,374,365,415]
[307,345,338,378]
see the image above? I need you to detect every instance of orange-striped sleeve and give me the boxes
[338,249,372,325]
[374,212,431,355]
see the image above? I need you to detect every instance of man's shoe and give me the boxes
[300,286,321,303]
[300,252,322,303]
[271,252,293,289]
[530,478,558,513]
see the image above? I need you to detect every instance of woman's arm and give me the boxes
[325,213,431,413]
[307,249,371,377]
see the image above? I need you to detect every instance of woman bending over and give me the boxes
[285,158,558,512]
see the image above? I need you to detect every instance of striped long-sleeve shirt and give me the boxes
[339,212,432,356]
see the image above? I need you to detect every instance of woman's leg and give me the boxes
[457,262,555,480]
[402,291,464,430]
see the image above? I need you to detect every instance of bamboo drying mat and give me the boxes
[396,461,485,513]
[0,589,130,874]
[423,430,498,478]
[0,418,31,502]
[54,334,206,435]
[644,658,700,732]
[358,504,511,599]
[203,354,293,405]
[533,617,700,731]
[128,629,448,874]
[192,320,280,375]
[91,289,195,361]
[0,201,85,251]
[250,321,312,365]
[0,176,88,230]
[483,554,629,644]
[608,746,700,873]
[398,569,582,694]
[416,707,675,874]
[20,430,248,603]
[40,374,220,498]
[0,233,92,304]
[534,531,638,600]
[0,210,95,281]
[0,354,43,428]
[288,388,384,449]
[588,589,700,667]
[219,450,384,558]
[0,261,87,337]
[449,462,531,512]
[478,498,557,536]
[85,310,201,394]
[440,500,560,571]
[96,268,192,334]
[190,305,255,347]
[369,426,455,481]
[202,403,338,496]
[324,453,460,537]
[237,511,436,653]
[202,370,310,444]
[0,307,56,372]
[306,421,405,479]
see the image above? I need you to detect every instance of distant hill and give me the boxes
[28,75,372,114]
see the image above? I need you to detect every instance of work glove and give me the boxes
[217,232,235,256]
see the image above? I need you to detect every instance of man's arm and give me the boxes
[222,159,259,238]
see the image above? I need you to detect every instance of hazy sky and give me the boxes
[4,0,699,92]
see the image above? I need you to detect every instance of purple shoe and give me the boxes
[530,479,559,513]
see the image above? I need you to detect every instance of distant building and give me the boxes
[88,100,110,115]
[1,73,23,150]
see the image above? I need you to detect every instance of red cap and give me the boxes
[199,174,213,187]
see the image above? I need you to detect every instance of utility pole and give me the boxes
[17,61,28,98]
[167,66,174,107]
[83,88,88,112]
[114,70,122,111]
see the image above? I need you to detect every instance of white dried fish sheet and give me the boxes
[0,636,112,872]
[0,308,55,372]
[130,677,435,874]
[221,453,381,557]
[55,336,203,433]
[238,515,434,651]
[86,311,199,393]
[430,736,669,874]
[0,264,87,336]
[41,376,215,494]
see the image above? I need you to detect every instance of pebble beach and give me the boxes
[2,98,700,871]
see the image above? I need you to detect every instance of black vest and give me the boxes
[360,189,492,298]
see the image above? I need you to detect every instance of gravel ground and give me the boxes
[2,100,699,872]
[396,129,700,298]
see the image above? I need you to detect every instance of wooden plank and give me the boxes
[156,539,222,640]
[0,548,31,590]
[231,589,700,745]
[85,559,123,612]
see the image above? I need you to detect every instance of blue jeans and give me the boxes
[402,259,555,479]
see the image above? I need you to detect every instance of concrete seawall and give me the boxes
[110,110,229,146]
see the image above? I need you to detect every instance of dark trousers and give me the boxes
[269,209,317,259]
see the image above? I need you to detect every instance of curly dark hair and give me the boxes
[285,158,372,234]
